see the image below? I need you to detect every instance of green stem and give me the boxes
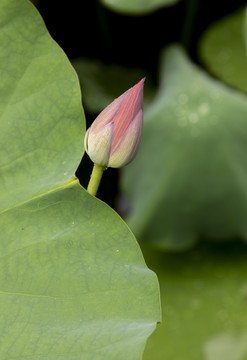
[87,163,105,196]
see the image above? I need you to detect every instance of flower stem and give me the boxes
[87,163,105,196]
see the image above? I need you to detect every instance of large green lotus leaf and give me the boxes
[72,57,155,114]
[0,0,85,211]
[99,0,180,16]
[141,242,247,360]
[0,0,161,358]
[199,7,247,93]
[0,182,161,359]
[121,45,247,250]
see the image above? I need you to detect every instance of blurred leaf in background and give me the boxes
[141,241,247,360]
[99,0,181,16]
[121,44,247,250]
[199,7,247,93]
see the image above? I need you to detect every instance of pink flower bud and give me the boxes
[84,78,144,168]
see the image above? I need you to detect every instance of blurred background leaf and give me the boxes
[244,8,247,48]
[99,0,181,16]
[199,7,247,93]
[141,241,247,360]
[204,332,247,360]
[121,44,247,250]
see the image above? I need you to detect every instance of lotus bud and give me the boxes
[84,78,144,168]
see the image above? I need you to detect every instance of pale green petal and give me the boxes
[87,122,114,166]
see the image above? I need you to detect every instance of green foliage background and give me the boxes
[1,0,247,359]
[69,1,247,359]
